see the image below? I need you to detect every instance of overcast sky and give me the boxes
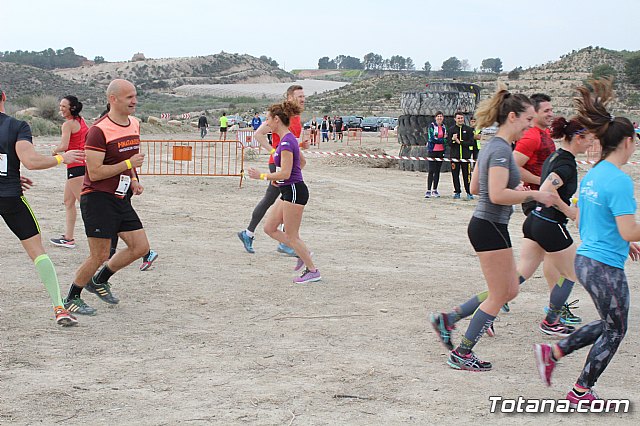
[3,0,636,72]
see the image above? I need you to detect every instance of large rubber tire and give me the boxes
[401,91,478,116]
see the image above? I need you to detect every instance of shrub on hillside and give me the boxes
[28,117,61,137]
[31,95,60,120]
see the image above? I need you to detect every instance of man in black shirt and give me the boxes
[1,86,84,326]
[448,112,475,199]
[198,113,209,139]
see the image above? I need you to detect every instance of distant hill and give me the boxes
[0,61,103,104]
[53,52,295,91]
[305,47,640,119]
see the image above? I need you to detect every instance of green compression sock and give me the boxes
[34,254,64,307]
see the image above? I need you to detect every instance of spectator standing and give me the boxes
[425,111,447,198]
[470,117,482,162]
[198,113,209,139]
[219,112,228,141]
[334,116,344,142]
[320,116,329,143]
[448,112,475,199]
[310,116,318,146]
[251,112,262,131]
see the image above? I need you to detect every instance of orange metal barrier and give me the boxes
[138,139,245,187]
[379,126,389,142]
[346,128,362,146]
[586,140,601,164]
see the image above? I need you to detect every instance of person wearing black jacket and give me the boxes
[448,112,475,199]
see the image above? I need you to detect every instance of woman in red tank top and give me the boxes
[50,95,88,249]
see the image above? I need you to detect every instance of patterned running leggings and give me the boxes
[557,255,629,389]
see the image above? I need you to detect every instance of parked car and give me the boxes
[341,115,363,129]
[361,116,382,132]
[226,114,248,128]
[379,117,398,130]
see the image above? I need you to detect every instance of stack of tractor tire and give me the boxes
[397,83,480,172]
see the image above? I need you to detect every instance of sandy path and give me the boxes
[1,132,638,424]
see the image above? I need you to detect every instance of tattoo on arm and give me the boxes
[523,195,534,203]
[546,174,561,187]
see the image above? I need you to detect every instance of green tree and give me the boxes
[441,56,461,76]
[318,56,336,69]
[624,53,640,85]
[339,55,363,69]
[94,56,105,64]
[481,57,503,73]
[591,64,616,80]
[389,55,406,70]
[423,61,431,75]
[406,57,415,71]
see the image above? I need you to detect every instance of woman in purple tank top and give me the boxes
[248,101,321,284]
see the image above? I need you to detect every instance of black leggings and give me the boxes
[451,161,470,194]
[558,255,629,388]
[427,151,444,190]
[248,163,279,233]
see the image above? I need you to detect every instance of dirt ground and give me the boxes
[1,131,639,425]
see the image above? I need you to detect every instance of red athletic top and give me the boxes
[269,115,301,165]
[82,115,140,197]
[514,126,555,190]
[67,116,88,168]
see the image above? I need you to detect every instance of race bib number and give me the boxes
[0,153,7,176]
[115,174,131,197]
[275,166,284,185]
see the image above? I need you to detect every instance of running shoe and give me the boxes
[293,268,321,284]
[50,235,76,249]
[453,193,461,199]
[237,230,255,254]
[539,319,575,337]
[140,250,159,271]
[294,252,313,272]
[467,194,474,200]
[433,190,441,198]
[430,313,455,350]
[533,343,556,386]
[54,306,78,327]
[277,242,296,257]
[64,296,97,316]
[447,349,492,371]
[501,303,510,313]
[544,300,582,325]
[566,388,600,408]
[424,190,432,198]
[85,279,120,304]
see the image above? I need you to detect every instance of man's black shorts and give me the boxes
[80,191,143,239]
[0,196,40,240]
[67,166,86,179]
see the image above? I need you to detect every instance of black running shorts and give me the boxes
[279,181,309,206]
[67,166,86,179]
[220,126,227,133]
[80,191,143,239]
[467,216,512,252]
[0,196,40,240]
[523,212,573,253]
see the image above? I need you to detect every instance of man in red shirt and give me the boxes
[64,79,149,315]
[514,93,555,215]
[237,85,307,255]
[511,93,558,312]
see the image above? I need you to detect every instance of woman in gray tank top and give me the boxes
[430,83,559,371]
